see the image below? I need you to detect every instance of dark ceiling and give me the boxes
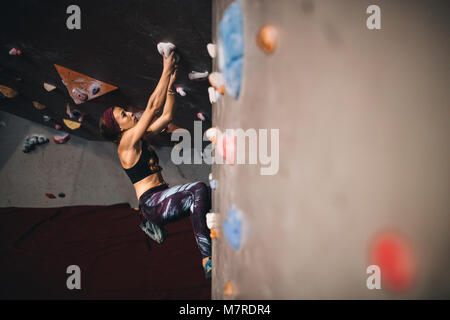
[0,0,212,142]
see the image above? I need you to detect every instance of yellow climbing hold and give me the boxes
[0,85,18,98]
[32,101,47,110]
[43,83,56,92]
[63,118,81,130]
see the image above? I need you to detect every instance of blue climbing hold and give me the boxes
[222,205,243,250]
[218,1,244,99]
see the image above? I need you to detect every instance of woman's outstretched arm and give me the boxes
[122,53,176,147]
[146,69,178,137]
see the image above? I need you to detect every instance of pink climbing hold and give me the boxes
[217,133,237,164]
[175,86,187,96]
[197,112,206,121]
[54,124,62,130]
[53,132,71,144]
[9,48,22,56]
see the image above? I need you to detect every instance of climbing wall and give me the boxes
[0,0,212,142]
[209,0,450,299]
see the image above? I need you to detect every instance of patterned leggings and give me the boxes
[138,182,212,258]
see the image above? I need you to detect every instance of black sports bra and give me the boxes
[123,139,162,184]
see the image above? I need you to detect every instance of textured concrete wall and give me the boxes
[0,111,210,208]
[211,0,450,299]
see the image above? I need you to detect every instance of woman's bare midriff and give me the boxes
[132,172,166,200]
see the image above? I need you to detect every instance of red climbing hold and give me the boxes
[45,193,56,199]
[370,231,416,292]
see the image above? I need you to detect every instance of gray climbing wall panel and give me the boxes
[211,0,450,299]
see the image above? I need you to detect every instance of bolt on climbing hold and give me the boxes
[209,173,217,190]
[32,101,47,110]
[43,83,56,92]
[90,84,100,95]
[58,192,66,198]
[208,72,225,95]
[63,119,81,130]
[0,85,18,98]
[223,281,237,298]
[206,212,220,230]
[257,24,278,54]
[54,124,62,130]
[197,112,206,121]
[175,86,187,96]
[53,132,71,144]
[208,87,220,104]
[22,134,49,153]
[188,71,209,81]
[223,205,243,250]
[210,228,220,239]
[207,43,217,58]
[9,48,22,56]
[45,193,56,199]
[157,42,176,58]
[42,115,51,122]
[205,127,220,144]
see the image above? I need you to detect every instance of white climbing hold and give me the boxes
[208,87,220,104]
[43,83,56,92]
[205,127,220,144]
[188,71,209,81]
[157,42,176,58]
[206,212,220,230]
[208,72,225,94]
[207,43,217,58]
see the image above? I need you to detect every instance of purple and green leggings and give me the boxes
[138,182,212,258]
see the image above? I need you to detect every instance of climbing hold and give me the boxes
[54,64,118,105]
[208,87,220,104]
[54,124,62,130]
[42,115,51,122]
[223,205,243,250]
[370,231,415,292]
[206,212,220,230]
[208,72,225,95]
[71,88,88,102]
[197,112,206,121]
[207,43,217,58]
[157,42,176,58]
[209,178,217,190]
[210,228,219,239]
[43,83,56,92]
[175,86,187,96]
[9,48,22,56]
[223,281,237,298]
[217,133,237,164]
[205,127,220,144]
[218,1,244,99]
[32,101,47,110]
[45,193,56,199]
[63,119,81,130]
[53,132,71,144]
[257,24,278,54]
[0,85,18,98]
[58,193,66,198]
[90,84,100,95]
[188,71,209,81]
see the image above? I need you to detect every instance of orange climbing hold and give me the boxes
[257,24,278,54]
[0,85,18,98]
[223,281,237,298]
[210,228,219,239]
[54,64,118,104]
[32,101,47,110]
